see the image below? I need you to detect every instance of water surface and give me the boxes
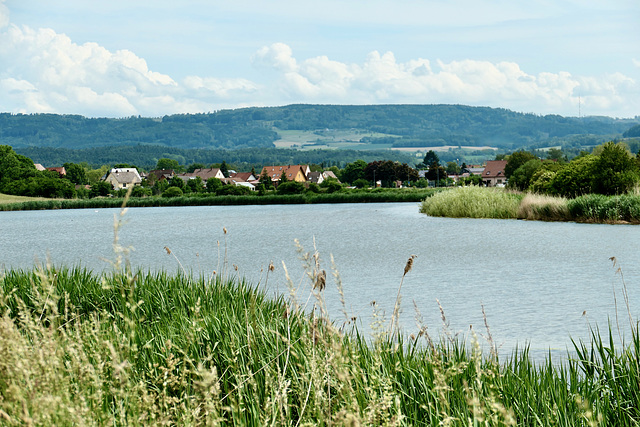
[2,202,639,360]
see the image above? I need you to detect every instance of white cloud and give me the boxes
[252,43,639,117]
[0,22,261,116]
[0,14,637,118]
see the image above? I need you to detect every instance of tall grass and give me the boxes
[420,186,523,219]
[516,193,571,221]
[421,187,640,223]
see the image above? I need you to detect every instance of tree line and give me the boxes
[502,142,640,197]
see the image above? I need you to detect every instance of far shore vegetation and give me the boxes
[4,138,640,223]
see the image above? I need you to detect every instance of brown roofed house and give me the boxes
[481,160,508,187]
[47,166,67,177]
[184,168,225,181]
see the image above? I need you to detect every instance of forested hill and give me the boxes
[0,105,638,151]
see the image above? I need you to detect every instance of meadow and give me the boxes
[1,201,640,425]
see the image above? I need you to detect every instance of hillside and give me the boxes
[1,105,637,153]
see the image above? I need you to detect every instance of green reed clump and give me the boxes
[420,186,523,219]
[568,194,640,223]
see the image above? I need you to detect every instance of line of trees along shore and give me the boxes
[4,137,640,205]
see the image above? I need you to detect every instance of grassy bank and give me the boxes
[0,193,50,205]
[1,259,640,425]
[0,188,436,211]
[421,186,640,223]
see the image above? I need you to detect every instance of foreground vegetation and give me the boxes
[2,244,640,425]
[421,186,640,224]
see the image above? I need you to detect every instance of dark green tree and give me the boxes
[509,159,543,191]
[340,159,367,184]
[446,161,461,175]
[259,170,274,190]
[546,148,567,163]
[549,155,597,197]
[186,163,206,173]
[277,181,305,195]
[206,177,223,193]
[156,158,181,171]
[220,161,229,178]
[162,187,183,198]
[505,151,538,178]
[590,142,640,195]
[186,176,204,193]
[169,176,186,189]
[353,178,369,189]
[89,181,112,198]
[63,162,88,185]
[422,150,440,168]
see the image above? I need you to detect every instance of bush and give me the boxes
[277,181,305,195]
[162,187,183,198]
[353,178,370,189]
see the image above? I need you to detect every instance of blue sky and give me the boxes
[1,0,638,118]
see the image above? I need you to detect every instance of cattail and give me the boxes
[268,262,275,272]
[403,255,417,276]
[314,269,326,291]
[223,227,227,234]
[164,246,172,255]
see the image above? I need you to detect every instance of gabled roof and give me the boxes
[482,160,507,179]
[184,168,224,180]
[149,169,175,180]
[230,172,256,182]
[307,171,323,184]
[47,166,67,176]
[322,171,340,182]
[106,171,142,184]
[260,165,308,181]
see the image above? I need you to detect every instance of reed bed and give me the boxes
[516,193,571,221]
[568,194,640,223]
[420,186,523,219]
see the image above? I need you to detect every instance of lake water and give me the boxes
[2,202,640,361]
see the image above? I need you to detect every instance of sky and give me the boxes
[0,0,639,118]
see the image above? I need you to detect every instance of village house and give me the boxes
[103,167,142,190]
[46,166,67,177]
[147,169,175,182]
[260,165,309,184]
[229,171,257,183]
[481,160,508,187]
[184,168,225,181]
